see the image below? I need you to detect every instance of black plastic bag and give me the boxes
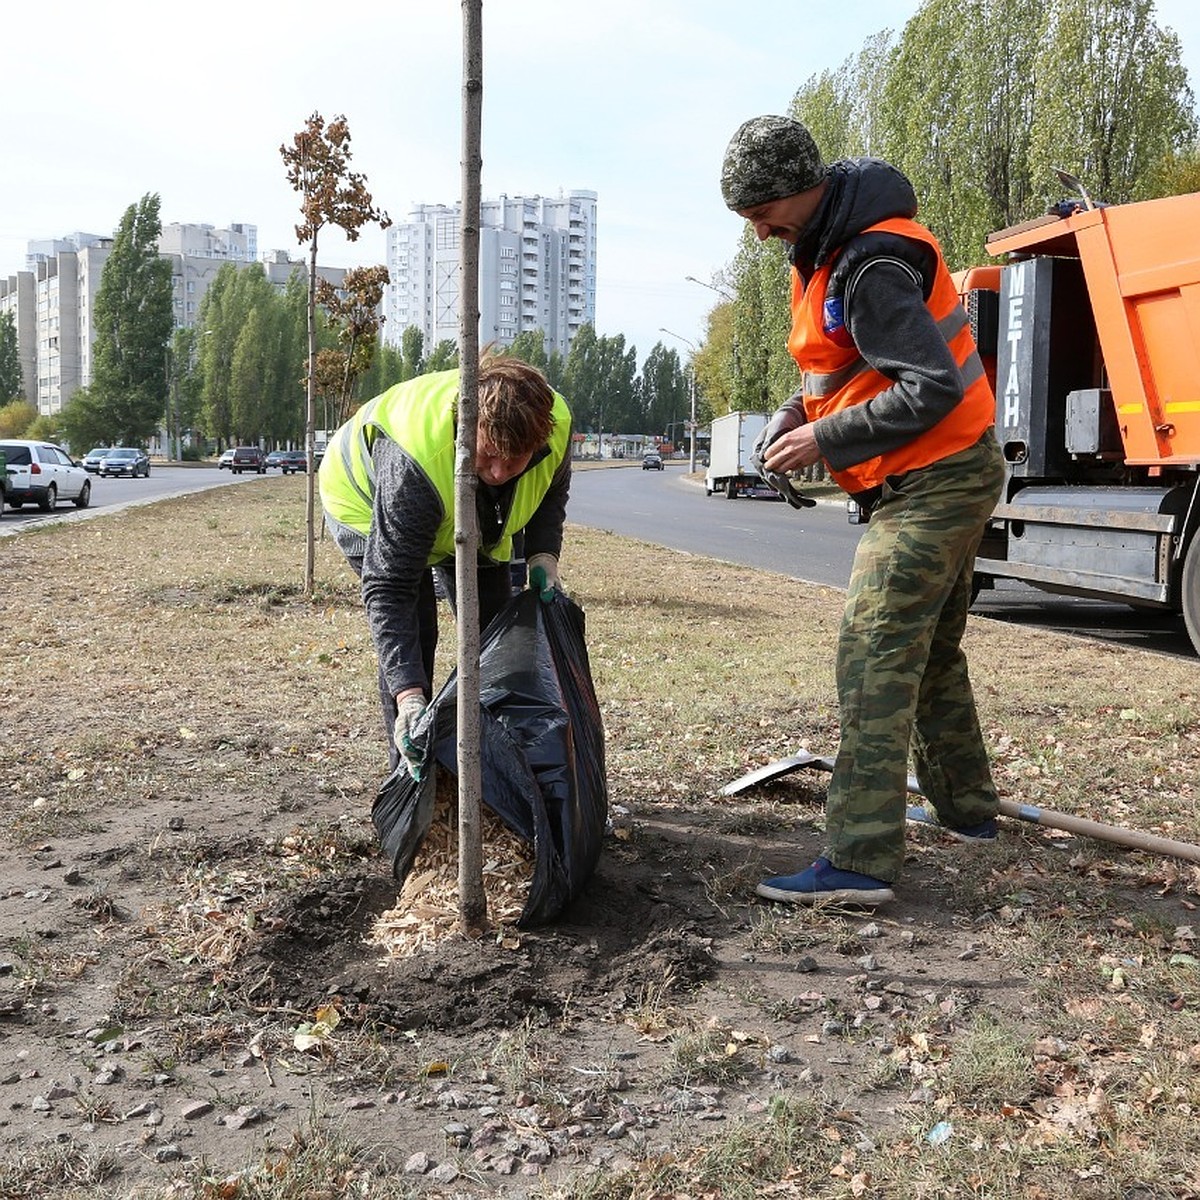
[372,589,607,927]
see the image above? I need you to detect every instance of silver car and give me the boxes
[82,447,112,473]
[99,447,151,478]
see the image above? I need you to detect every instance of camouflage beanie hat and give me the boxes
[720,115,826,210]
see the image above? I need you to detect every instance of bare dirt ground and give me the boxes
[2,477,1200,1199]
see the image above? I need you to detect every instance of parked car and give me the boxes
[231,446,266,475]
[217,449,236,470]
[82,447,112,473]
[0,439,91,511]
[99,447,151,478]
[266,449,308,474]
[642,452,664,470]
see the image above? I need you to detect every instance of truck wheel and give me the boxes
[1182,534,1200,656]
[970,571,990,607]
[725,481,738,500]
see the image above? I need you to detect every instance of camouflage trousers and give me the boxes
[825,429,1005,882]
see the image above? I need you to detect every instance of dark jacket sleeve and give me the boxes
[359,435,443,698]
[521,449,571,561]
[811,259,965,471]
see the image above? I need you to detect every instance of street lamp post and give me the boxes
[685,275,742,412]
[685,274,736,303]
[659,326,698,474]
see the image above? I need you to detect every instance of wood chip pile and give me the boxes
[369,768,535,959]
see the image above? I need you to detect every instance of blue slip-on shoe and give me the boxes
[906,805,998,843]
[755,857,895,906]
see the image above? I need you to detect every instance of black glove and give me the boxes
[761,469,818,509]
[751,402,805,468]
[750,402,816,509]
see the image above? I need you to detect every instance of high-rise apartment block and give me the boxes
[384,190,597,358]
[0,223,337,417]
[158,221,258,328]
[0,232,112,414]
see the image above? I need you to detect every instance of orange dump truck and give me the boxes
[957,191,1200,653]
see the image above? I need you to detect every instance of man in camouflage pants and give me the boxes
[720,115,1005,906]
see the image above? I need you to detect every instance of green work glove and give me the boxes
[393,693,429,781]
[526,552,561,603]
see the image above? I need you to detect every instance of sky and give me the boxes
[4,0,1200,370]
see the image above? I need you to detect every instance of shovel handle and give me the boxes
[996,798,1200,865]
[724,752,1200,865]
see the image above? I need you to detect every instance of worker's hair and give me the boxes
[477,353,556,458]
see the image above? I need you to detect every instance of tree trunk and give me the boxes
[304,237,318,595]
[455,0,486,934]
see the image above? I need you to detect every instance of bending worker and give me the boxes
[720,114,1004,907]
[319,354,572,775]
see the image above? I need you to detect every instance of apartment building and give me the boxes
[0,233,114,415]
[158,221,257,329]
[0,224,341,417]
[0,258,39,406]
[384,189,597,359]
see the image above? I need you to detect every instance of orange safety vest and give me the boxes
[786,217,994,494]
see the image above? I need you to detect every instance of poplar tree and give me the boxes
[425,340,460,372]
[89,194,174,444]
[505,330,548,370]
[1029,0,1195,207]
[599,334,639,434]
[0,312,23,402]
[728,227,794,414]
[637,344,689,437]
[400,326,426,379]
[196,263,239,446]
[563,325,603,445]
[718,0,1198,417]
[693,301,737,419]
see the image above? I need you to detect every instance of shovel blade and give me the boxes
[720,751,837,796]
[722,752,922,798]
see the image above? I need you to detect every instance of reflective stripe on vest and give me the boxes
[802,308,984,397]
[787,217,994,494]
[317,369,571,564]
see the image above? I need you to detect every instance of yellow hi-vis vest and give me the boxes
[318,369,572,564]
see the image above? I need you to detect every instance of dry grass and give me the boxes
[4,480,1196,851]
